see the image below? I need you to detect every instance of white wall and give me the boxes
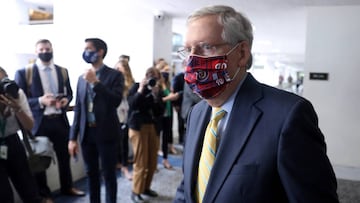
[53,1,156,83]
[1,1,156,90]
[153,13,173,65]
[304,5,360,179]
[1,0,160,193]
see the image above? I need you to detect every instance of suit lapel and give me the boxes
[54,65,64,94]
[98,65,108,81]
[93,65,108,100]
[184,102,211,201]
[203,74,263,202]
[32,65,44,96]
[79,77,88,104]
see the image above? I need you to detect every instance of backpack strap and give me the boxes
[57,65,68,83]
[25,63,34,97]
[25,64,68,95]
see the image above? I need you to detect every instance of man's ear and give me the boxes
[236,41,251,68]
[98,49,105,58]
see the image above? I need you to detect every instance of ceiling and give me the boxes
[136,0,360,71]
[26,0,360,71]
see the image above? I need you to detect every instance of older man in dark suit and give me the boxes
[174,5,339,203]
[68,38,124,203]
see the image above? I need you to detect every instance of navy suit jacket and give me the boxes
[174,74,339,203]
[69,65,123,143]
[14,64,73,135]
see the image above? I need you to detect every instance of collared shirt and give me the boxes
[86,64,104,123]
[218,72,248,139]
[36,59,62,115]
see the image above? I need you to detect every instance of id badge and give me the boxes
[0,145,8,160]
[88,102,93,112]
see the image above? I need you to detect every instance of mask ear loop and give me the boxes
[223,43,242,82]
[225,43,241,56]
[224,67,240,82]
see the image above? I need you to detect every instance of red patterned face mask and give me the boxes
[184,45,239,99]
[184,55,230,98]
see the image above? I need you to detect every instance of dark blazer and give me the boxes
[171,72,184,107]
[127,82,165,133]
[181,82,201,123]
[14,64,72,135]
[174,74,339,203]
[69,65,123,142]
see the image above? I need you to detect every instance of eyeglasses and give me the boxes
[177,42,230,60]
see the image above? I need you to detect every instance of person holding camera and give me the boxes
[14,39,84,202]
[0,67,43,203]
[127,67,165,203]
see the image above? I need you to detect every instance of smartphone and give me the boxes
[55,93,65,100]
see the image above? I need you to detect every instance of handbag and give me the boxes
[20,128,55,173]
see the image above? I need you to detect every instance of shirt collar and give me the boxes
[96,64,105,75]
[221,72,248,113]
[36,58,55,70]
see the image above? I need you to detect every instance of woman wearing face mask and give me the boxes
[0,66,43,203]
[127,67,165,202]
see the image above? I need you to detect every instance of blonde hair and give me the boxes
[115,60,135,97]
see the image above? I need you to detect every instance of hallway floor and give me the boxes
[53,153,183,203]
[51,147,360,203]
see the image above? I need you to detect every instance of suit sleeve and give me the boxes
[69,77,82,141]
[93,70,123,108]
[174,179,186,203]
[174,105,197,203]
[278,99,339,202]
[63,68,73,109]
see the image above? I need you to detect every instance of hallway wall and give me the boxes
[1,0,161,193]
[304,5,360,179]
[2,2,360,197]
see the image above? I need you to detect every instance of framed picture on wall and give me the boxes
[28,3,53,25]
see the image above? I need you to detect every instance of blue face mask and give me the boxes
[82,50,98,64]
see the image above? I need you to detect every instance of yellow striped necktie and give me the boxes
[196,107,226,203]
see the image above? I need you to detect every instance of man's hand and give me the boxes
[56,97,69,109]
[40,93,56,106]
[68,140,79,158]
[83,68,99,84]
[0,94,21,111]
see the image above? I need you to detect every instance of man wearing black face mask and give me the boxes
[69,38,124,203]
[14,39,84,202]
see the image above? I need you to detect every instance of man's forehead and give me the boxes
[36,43,52,51]
[85,42,96,49]
[185,15,223,45]
[36,42,51,48]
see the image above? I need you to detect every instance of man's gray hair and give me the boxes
[187,5,253,48]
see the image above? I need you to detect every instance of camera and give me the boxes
[154,10,165,20]
[142,77,157,95]
[0,78,19,99]
[147,78,157,87]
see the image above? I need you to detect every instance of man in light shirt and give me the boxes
[15,39,84,203]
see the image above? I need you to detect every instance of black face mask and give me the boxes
[38,52,53,62]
